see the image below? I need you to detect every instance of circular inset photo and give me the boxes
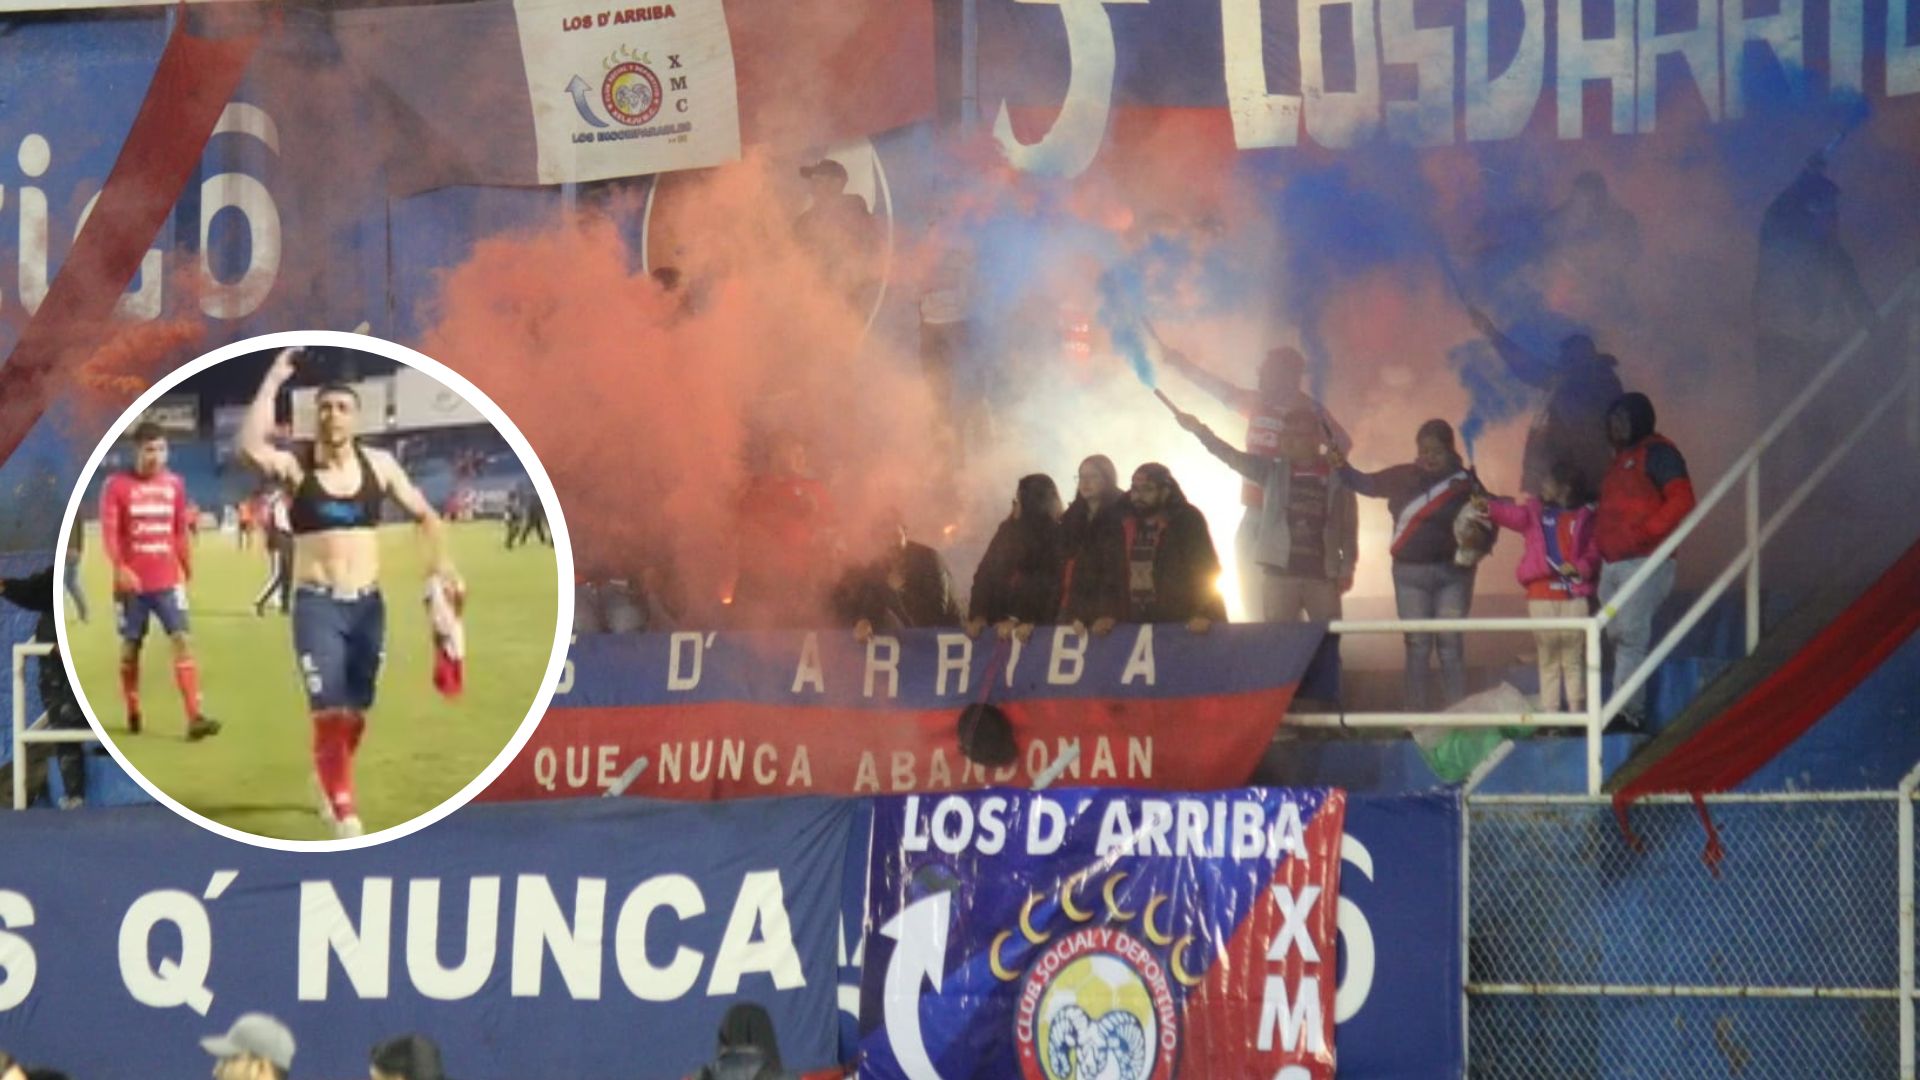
[56,331,572,849]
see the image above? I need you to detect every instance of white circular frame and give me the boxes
[54,330,576,852]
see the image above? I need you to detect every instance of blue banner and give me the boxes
[0,790,1456,1077]
[0,15,172,366]
[0,799,852,1080]
[858,787,1349,1080]
[1334,792,1464,1080]
[556,623,1323,708]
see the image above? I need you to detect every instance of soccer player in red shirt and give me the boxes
[100,422,220,740]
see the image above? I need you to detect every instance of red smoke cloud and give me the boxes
[75,316,206,396]
[419,150,947,624]
[411,84,1920,620]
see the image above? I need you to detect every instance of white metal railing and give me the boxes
[1290,615,1606,793]
[1596,270,1920,719]
[1292,271,1920,796]
[11,641,97,811]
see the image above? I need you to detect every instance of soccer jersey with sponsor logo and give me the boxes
[101,470,189,592]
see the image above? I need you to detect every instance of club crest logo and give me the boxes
[602,48,663,127]
[1015,926,1181,1080]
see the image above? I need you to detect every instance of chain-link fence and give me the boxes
[1467,795,1907,1079]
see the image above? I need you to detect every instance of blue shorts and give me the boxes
[292,586,387,711]
[117,588,190,642]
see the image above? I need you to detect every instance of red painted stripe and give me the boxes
[0,18,260,469]
[1615,538,1920,837]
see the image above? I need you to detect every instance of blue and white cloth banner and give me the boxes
[0,799,853,1079]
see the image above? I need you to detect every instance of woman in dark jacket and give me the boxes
[1057,454,1130,633]
[967,474,1064,641]
[1330,419,1481,710]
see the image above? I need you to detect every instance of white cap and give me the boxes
[201,1012,296,1070]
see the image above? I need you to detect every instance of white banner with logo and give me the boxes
[141,395,200,434]
[512,0,741,183]
[392,365,486,430]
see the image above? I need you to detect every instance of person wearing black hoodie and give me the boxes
[1331,419,1481,710]
[967,475,1064,642]
[0,566,89,807]
[689,1003,795,1080]
[1058,455,1130,635]
[1121,463,1226,631]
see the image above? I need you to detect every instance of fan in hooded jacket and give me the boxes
[967,474,1065,642]
[1593,392,1695,728]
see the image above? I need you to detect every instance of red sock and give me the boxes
[119,658,140,717]
[311,710,357,819]
[335,715,359,818]
[346,711,367,755]
[173,657,201,721]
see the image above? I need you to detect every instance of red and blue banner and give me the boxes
[481,622,1327,800]
[857,788,1346,1080]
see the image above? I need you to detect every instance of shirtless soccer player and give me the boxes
[236,348,462,838]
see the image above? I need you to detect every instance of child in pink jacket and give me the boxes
[1477,463,1601,711]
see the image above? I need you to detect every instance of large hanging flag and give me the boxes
[858,787,1346,1079]
[480,622,1328,801]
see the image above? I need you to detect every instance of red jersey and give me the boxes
[1227,389,1350,510]
[101,470,191,592]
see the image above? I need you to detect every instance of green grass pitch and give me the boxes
[66,521,560,841]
